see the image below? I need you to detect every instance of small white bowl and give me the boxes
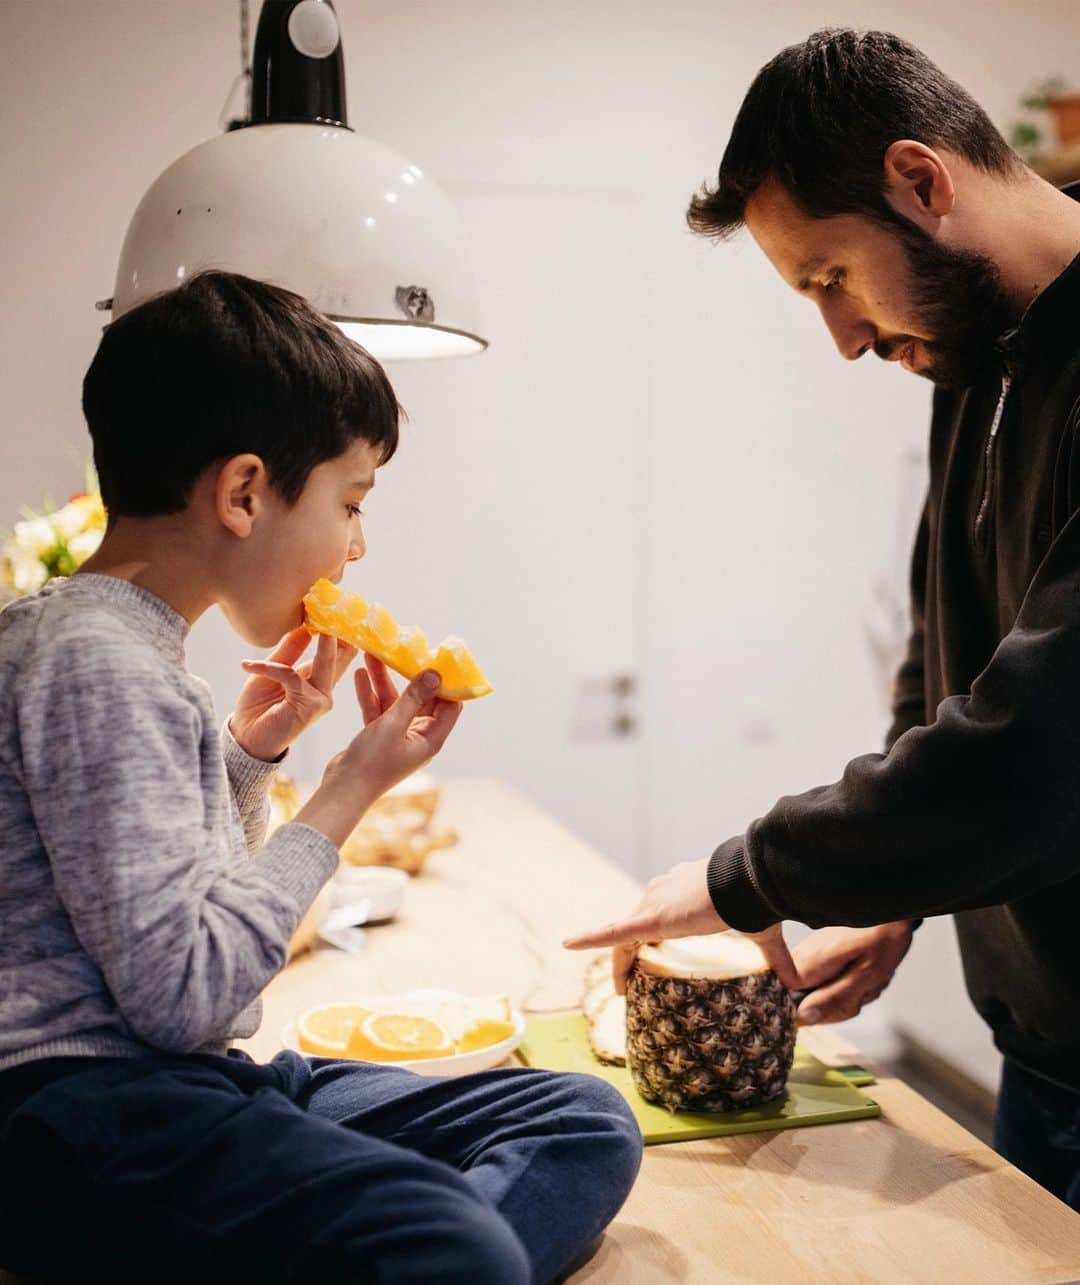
[329,865,409,922]
[385,771,438,799]
[283,989,526,1077]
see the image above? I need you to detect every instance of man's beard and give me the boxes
[875,209,1016,389]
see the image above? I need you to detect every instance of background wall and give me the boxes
[4,0,1074,1088]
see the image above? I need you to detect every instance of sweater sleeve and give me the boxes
[15,615,339,1054]
[221,719,280,855]
[707,497,1080,934]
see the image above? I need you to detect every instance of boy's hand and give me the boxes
[337,654,462,797]
[790,922,914,1026]
[230,627,357,762]
[293,655,463,850]
[562,857,802,995]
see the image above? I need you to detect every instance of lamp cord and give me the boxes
[219,0,253,131]
[239,0,252,107]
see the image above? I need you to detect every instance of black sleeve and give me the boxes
[707,492,1080,933]
[883,496,929,754]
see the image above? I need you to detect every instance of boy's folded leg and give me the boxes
[294,1056,644,1285]
[0,1053,530,1285]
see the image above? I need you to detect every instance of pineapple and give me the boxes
[625,935,795,1113]
[583,954,616,1022]
[589,995,627,1065]
[583,954,627,1065]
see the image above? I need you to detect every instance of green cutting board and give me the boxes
[518,1013,880,1146]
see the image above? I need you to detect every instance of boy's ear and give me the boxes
[882,140,955,229]
[215,454,269,539]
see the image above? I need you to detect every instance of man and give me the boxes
[566,28,1080,1210]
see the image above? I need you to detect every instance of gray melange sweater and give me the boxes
[0,573,339,1071]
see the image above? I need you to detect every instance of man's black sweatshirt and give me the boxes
[708,230,1080,1093]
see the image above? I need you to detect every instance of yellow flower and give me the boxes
[13,516,60,559]
[68,528,104,565]
[50,504,86,543]
[3,540,48,593]
[70,493,107,532]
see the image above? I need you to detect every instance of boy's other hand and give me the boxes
[562,857,801,996]
[296,656,462,849]
[335,654,461,799]
[231,627,357,762]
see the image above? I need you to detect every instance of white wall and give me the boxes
[3,0,1072,1087]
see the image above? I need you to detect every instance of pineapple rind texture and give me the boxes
[625,967,796,1113]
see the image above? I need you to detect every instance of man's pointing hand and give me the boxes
[562,856,801,995]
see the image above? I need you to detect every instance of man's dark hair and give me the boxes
[83,269,401,517]
[687,28,1022,239]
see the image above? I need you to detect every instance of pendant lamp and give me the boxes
[98,0,487,360]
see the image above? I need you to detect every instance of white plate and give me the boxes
[282,989,526,1077]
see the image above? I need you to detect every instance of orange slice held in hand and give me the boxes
[303,579,494,701]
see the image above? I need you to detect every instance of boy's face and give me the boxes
[221,438,378,646]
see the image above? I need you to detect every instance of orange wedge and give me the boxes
[457,1017,516,1054]
[297,1002,373,1056]
[303,579,493,701]
[345,1012,455,1062]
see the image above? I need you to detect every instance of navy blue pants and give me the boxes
[0,1049,642,1284]
[994,1058,1080,1212]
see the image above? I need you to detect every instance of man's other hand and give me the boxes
[792,921,915,1025]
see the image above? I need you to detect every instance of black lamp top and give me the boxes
[249,0,349,129]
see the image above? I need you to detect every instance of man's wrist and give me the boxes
[706,836,781,933]
[871,919,916,936]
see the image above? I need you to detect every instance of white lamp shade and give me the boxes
[108,124,487,360]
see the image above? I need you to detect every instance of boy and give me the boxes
[0,271,641,1282]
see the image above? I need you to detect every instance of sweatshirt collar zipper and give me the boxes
[974,372,1012,545]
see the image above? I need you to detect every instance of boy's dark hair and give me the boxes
[83,270,401,517]
[687,28,1022,240]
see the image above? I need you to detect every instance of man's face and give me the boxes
[744,180,1014,389]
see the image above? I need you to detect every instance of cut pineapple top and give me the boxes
[636,934,771,981]
[303,579,493,701]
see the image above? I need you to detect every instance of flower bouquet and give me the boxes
[0,476,107,607]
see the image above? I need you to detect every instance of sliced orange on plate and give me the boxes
[346,1013,455,1062]
[297,1002,373,1056]
[294,995,515,1062]
[457,1017,516,1054]
[303,579,493,701]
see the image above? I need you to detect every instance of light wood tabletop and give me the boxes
[238,778,1080,1285]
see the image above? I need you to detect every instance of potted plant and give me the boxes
[1010,77,1074,164]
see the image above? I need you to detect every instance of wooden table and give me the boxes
[239,779,1080,1284]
